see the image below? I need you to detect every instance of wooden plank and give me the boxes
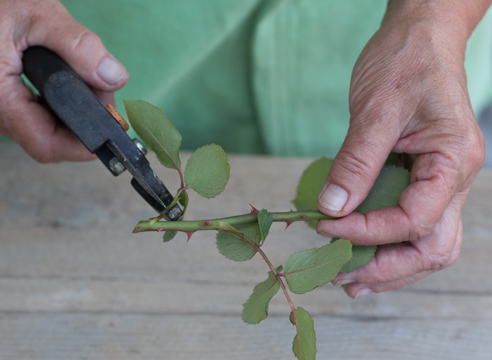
[1,142,492,359]
[0,276,491,320]
[0,313,491,360]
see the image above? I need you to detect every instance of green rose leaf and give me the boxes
[335,166,409,273]
[294,158,410,273]
[341,243,377,273]
[330,236,377,273]
[290,307,317,360]
[355,165,410,214]
[216,223,261,261]
[124,99,182,170]
[385,152,400,166]
[163,230,178,243]
[184,144,230,198]
[293,158,332,228]
[178,190,189,215]
[337,166,409,273]
[258,209,273,243]
[242,266,282,324]
[284,239,352,294]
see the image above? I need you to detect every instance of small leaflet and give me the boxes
[163,230,178,243]
[184,144,230,199]
[124,100,182,170]
[330,237,377,274]
[340,244,377,273]
[355,165,410,215]
[241,266,282,324]
[290,307,317,360]
[216,223,261,262]
[292,158,332,228]
[284,239,352,294]
[257,209,273,244]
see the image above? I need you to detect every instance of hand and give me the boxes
[0,0,128,162]
[316,0,488,298]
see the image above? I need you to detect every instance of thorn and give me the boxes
[249,204,260,215]
[156,228,164,232]
[185,231,196,243]
[199,221,213,227]
[299,215,307,220]
[284,221,293,230]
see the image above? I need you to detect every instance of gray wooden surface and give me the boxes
[1,142,491,360]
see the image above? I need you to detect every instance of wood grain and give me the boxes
[1,142,491,359]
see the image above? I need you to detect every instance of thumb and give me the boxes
[317,115,397,217]
[25,1,128,91]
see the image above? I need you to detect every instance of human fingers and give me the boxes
[317,76,483,245]
[332,209,463,297]
[316,108,398,218]
[2,88,96,162]
[343,270,434,299]
[316,153,465,245]
[23,0,128,90]
[315,22,417,218]
[317,0,487,297]
[0,0,128,163]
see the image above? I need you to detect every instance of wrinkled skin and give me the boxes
[317,0,488,298]
[0,0,128,163]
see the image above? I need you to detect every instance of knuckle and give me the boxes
[70,29,103,54]
[446,250,460,268]
[426,252,451,271]
[467,130,486,170]
[407,215,436,242]
[456,118,486,168]
[333,148,377,183]
[421,240,459,272]
[450,114,485,169]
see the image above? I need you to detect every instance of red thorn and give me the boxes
[299,215,307,220]
[185,231,196,242]
[249,204,260,215]
[200,221,213,226]
[284,221,293,230]
[156,228,164,232]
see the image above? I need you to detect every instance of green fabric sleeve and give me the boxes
[251,1,386,156]
[45,1,492,157]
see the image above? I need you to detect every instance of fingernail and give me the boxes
[333,279,356,286]
[354,288,373,299]
[97,56,126,85]
[318,183,348,212]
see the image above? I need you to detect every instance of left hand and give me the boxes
[316,1,486,298]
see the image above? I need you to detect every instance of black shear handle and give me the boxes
[22,46,182,220]
[23,46,73,93]
[22,46,117,153]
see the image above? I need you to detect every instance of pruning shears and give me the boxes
[22,46,182,221]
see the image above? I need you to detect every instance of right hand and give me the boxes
[0,0,128,163]
[316,0,488,297]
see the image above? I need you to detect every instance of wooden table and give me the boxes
[1,142,491,360]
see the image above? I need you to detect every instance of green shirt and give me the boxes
[59,0,492,157]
